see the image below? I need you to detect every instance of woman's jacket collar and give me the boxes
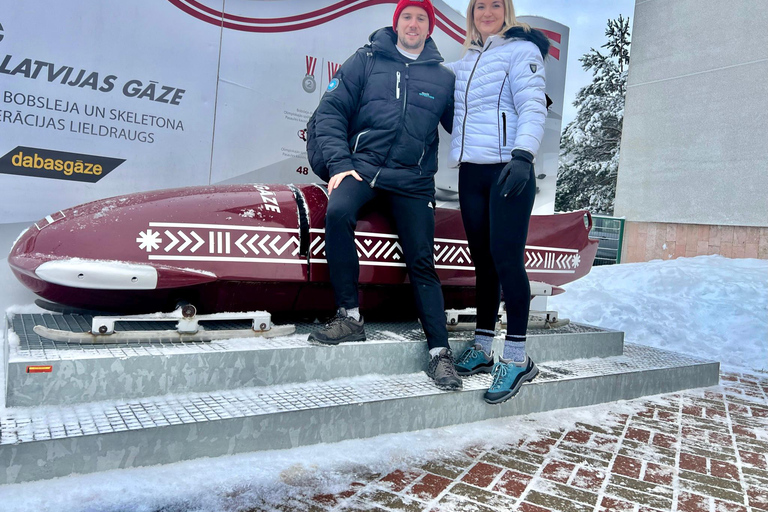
[469,26,550,58]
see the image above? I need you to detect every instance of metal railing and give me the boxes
[590,215,625,265]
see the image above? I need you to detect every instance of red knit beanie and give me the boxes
[392,0,435,35]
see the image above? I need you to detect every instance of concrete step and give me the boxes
[4,314,623,407]
[0,343,718,485]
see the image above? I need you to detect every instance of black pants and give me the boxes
[459,162,536,337]
[325,177,449,350]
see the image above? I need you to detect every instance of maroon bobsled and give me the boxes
[8,183,598,316]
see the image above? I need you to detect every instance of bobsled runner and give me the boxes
[8,183,598,324]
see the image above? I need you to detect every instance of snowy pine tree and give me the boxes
[556,15,631,215]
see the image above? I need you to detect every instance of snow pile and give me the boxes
[549,255,767,373]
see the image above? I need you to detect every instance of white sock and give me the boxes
[347,307,360,321]
[429,347,445,358]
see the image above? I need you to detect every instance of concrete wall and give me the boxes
[615,0,768,228]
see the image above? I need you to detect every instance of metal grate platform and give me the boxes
[10,313,606,361]
[0,343,719,484]
[4,314,624,407]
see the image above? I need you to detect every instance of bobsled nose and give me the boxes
[34,260,159,290]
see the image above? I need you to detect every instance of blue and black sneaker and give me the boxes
[484,356,539,404]
[454,344,494,376]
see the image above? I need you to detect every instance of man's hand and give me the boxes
[497,150,534,198]
[328,170,363,195]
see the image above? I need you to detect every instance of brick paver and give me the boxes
[242,372,768,511]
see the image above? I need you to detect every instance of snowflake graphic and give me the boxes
[136,229,162,252]
[571,253,581,268]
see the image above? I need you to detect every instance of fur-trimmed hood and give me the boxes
[502,26,550,58]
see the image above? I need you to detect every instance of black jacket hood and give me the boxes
[369,27,444,63]
[503,26,550,58]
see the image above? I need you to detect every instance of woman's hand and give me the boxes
[497,150,534,198]
[328,170,363,195]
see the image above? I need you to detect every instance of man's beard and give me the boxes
[398,34,425,51]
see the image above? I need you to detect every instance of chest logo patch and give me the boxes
[419,92,435,100]
[529,64,538,73]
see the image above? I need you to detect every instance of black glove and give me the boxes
[497,149,534,198]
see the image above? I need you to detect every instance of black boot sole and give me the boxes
[484,366,540,404]
[434,380,463,391]
[307,332,367,346]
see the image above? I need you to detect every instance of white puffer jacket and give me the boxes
[447,26,549,166]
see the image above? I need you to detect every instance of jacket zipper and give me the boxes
[373,62,416,189]
[502,112,507,147]
[353,130,370,153]
[370,168,382,187]
[497,72,509,160]
[458,47,488,163]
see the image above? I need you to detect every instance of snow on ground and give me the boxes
[0,255,765,511]
[549,255,767,374]
[0,398,647,512]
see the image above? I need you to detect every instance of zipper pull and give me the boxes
[396,71,401,99]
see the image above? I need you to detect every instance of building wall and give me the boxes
[622,221,768,263]
[615,0,768,245]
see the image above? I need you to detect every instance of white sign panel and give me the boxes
[0,0,567,224]
[0,0,220,223]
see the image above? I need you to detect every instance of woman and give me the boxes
[447,0,549,404]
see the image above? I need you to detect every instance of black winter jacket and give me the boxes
[314,28,455,200]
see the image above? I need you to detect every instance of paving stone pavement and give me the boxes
[233,371,767,512]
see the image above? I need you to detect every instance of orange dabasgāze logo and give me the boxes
[0,146,125,183]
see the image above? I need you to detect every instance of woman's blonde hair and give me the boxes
[463,0,530,48]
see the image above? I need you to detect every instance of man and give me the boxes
[307,0,462,391]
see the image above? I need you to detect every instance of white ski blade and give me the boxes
[33,324,296,344]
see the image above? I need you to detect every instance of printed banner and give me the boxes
[0,1,566,225]
[0,0,220,222]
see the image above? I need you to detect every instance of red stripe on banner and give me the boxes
[176,0,225,18]
[223,1,396,33]
[435,8,466,36]
[176,0,391,25]
[538,28,562,44]
[170,0,472,44]
[549,46,560,60]
[436,19,464,44]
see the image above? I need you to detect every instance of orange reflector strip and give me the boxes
[26,365,53,373]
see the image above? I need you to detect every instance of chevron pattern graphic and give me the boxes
[137,222,301,263]
[525,248,581,273]
[308,230,475,270]
[136,224,585,272]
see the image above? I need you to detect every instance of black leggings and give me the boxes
[459,162,536,337]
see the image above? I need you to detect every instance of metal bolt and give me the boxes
[260,323,267,331]
[98,325,108,334]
